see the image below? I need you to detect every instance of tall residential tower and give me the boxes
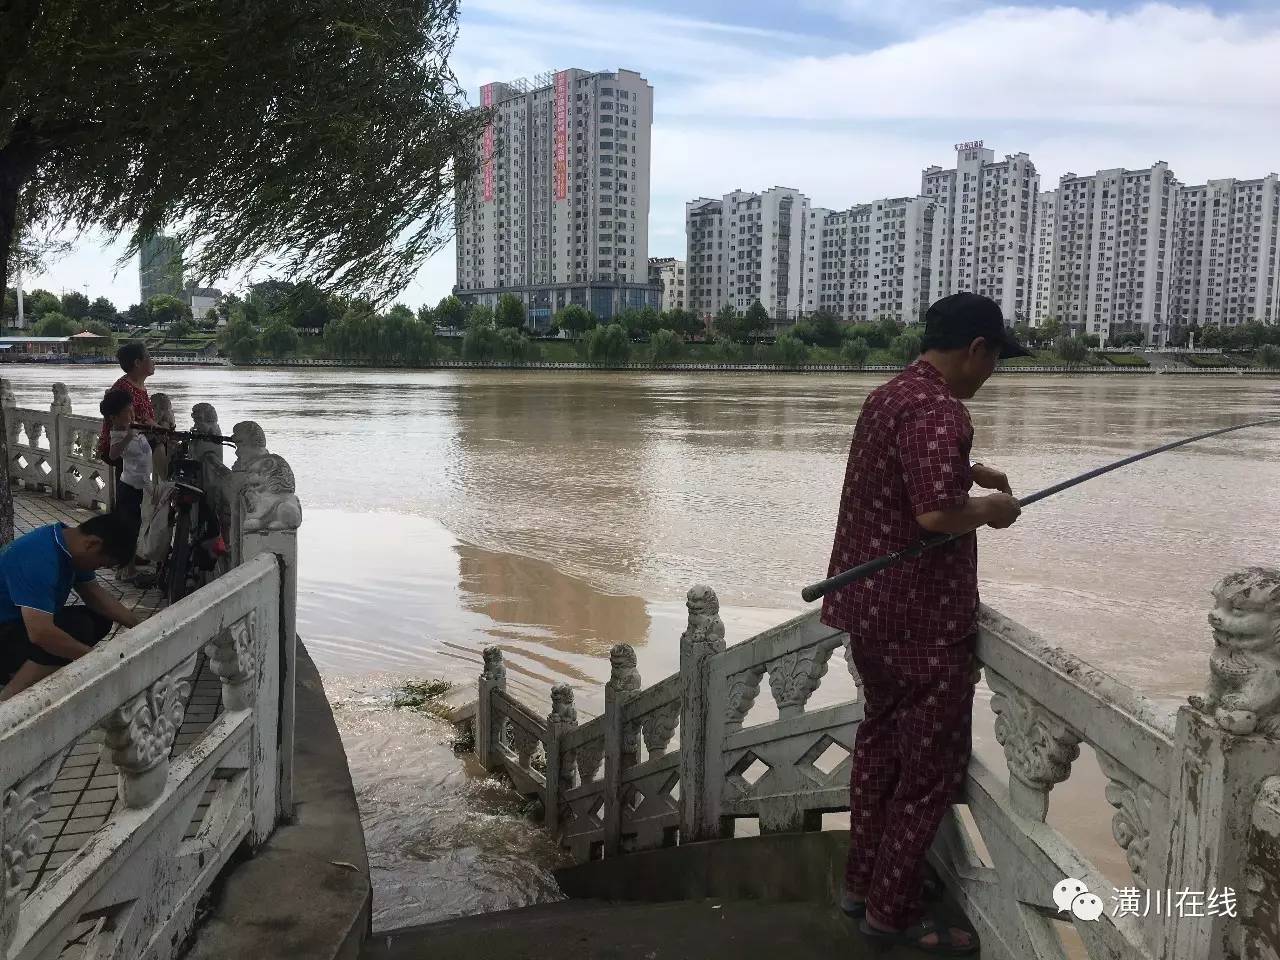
[454,68,656,328]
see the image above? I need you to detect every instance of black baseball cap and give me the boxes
[922,292,1031,359]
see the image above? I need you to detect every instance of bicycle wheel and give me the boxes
[166,507,193,604]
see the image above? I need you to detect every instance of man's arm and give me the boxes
[108,426,133,460]
[74,581,142,629]
[20,607,94,660]
[917,495,1019,534]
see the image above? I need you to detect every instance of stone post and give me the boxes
[476,647,507,772]
[544,683,578,837]
[678,585,726,844]
[228,421,301,820]
[48,384,71,500]
[1158,568,1280,960]
[604,644,641,856]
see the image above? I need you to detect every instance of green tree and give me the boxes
[585,324,631,365]
[146,294,192,328]
[403,319,441,365]
[554,304,596,338]
[494,327,537,363]
[648,329,684,365]
[1056,336,1090,367]
[24,289,60,319]
[281,281,340,330]
[1039,317,1063,343]
[122,303,149,327]
[847,322,888,349]
[1255,345,1280,369]
[32,310,77,336]
[220,316,259,363]
[662,308,703,339]
[741,300,771,340]
[772,333,810,368]
[1113,331,1144,348]
[877,315,901,346]
[415,304,434,327]
[495,293,526,330]
[807,310,843,348]
[842,336,870,367]
[891,331,922,363]
[434,295,468,329]
[167,317,194,340]
[0,0,487,542]
[1082,333,1101,349]
[711,337,743,363]
[88,296,118,327]
[713,304,739,341]
[60,290,90,319]
[461,323,500,361]
[467,304,494,328]
[261,319,300,358]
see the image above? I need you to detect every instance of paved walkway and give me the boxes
[13,489,226,958]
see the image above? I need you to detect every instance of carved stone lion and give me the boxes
[0,378,14,407]
[151,392,176,431]
[231,420,302,532]
[682,584,726,652]
[50,383,72,416]
[191,402,221,436]
[1189,568,1280,736]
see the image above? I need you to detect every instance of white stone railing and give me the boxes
[0,382,305,959]
[0,553,282,959]
[3,382,113,510]
[458,568,1280,960]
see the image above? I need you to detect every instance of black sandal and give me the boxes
[858,912,979,956]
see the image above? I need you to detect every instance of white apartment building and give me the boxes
[808,197,937,325]
[1051,162,1179,344]
[1030,190,1056,325]
[647,257,687,312]
[921,142,1038,322]
[1172,174,1280,328]
[685,187,810,321]
[454,68,656,328]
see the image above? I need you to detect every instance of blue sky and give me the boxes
[24,0,1280,311]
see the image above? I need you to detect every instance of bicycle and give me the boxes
[138,426,236,604]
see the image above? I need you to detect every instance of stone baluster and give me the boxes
[1158,567,1280,960]
[47,384,71,500]
[476,646,507,773]
[543,684,578,836]
[678,585,726,844]
[204,613,258,711]
[227,420,300,820]
[987,669,1081,821]
[99,657,196,809]
[604,643,641,856]
[767,643,835,719]
[0,752,67,952]
[0,378,14,409]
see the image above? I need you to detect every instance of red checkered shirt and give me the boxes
[821,359,978,649]
[96,376,154,462]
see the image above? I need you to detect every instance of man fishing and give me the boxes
[822,292,1025,955]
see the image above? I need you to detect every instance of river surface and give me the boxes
[7,366,1279,933]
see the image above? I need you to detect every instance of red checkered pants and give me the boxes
[845,635,975,929]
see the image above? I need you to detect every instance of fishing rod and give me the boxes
[132,423,237,445]
[800,417,1280,604]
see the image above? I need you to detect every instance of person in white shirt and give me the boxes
[100,388,151,578]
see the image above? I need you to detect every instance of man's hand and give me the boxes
[75,581,142,629]
[971,463,1012,495]
[980,493,1021,529]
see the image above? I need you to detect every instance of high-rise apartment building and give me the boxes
[1050,162,1179,344]
[454,68,657,328]
[647,257,687,312]
[921,142,1038,322]
[807,197,937,325]
[139,234,183,303]
[1172,174,1280,329]
[685,187,809,321]
[1030,191,1056,324]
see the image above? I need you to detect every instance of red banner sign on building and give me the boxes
[554,71,569,202]
[481,83,495,203]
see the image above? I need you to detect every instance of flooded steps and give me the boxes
[361,898,894,960]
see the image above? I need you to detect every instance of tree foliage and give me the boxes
[662,308,703,339]
[648,329,684,365]
[793,310,843,348]
[434,295,467,329]
[554,303,596,337]
[891,331,922,363]
[713,304,738,341]
[167,318,194,340]
[325,301,440,364]
[261,319,300,359]
[585,324,631,365]
[88,296,118,327]
[842,337,870,367]
[0,0,486,307]
[60,290,89,319]
[1256,344,1280,369]
[741,300,771,340]
[23,288,60,319]
[1056,336,1090,367]
[495,294,526,330]
[146,295,191,328]
[32,310,76,336]
[772,333,810,368]
[220,316,259,364]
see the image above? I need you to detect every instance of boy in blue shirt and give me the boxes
[0,513,143,702]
